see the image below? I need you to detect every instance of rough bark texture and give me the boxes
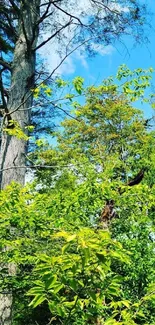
[0,0,40,189]
[0,294,13,325]
[0,2,40,324]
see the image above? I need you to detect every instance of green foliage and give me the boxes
[28,66,155,324]
[28,229,132,324]
[3,120,29,140]
[72,77,84,94]
[1,66,155,324]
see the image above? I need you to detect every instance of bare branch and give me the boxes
[37,2,52,25]
[31,4,54,46]
[90,0,121,15]
[33,20,72,51]
[53,104,80,121]
[0,161,90,173]
[0,59,12,72]
[8,0,20,15]
[8,37,91,117]
[39,0,62,7]
[2,11,18,40]
[42,37,92,82]
[52,2,88,26]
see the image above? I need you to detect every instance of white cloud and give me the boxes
[38,0,126,76]
[110,3,129,13]
[75,52,89,70]
[39,39,115,76]
[91,44,115,56]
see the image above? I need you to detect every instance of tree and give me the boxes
[0,2,152,319]
[0,75,155,323]
[1,170,155,323]
[33,65,155,188]
[1,2,150,322]
[0,0,150,189]
[24,67,155,324]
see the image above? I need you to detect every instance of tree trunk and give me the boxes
[0,0,40,189]
[0,294,13,325]
[0,2,40,324]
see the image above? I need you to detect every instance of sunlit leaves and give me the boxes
[3,120,29,140]
[28,228,131,323]
[55,78,69,88]
[1,66,155,324]
[72,77,84,94]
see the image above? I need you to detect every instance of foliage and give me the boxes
[28,229,132,325]
[28,66,155,324]
[1,66,155,324]
[0,1,151,142]
[33,65,155,186]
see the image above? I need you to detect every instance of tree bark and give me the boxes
[0,294,13,325]
[0,2,40,324]
[0,0,40,189]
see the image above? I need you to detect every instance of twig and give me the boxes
[53,2,88,27]
[8,0,20,15]
[33,20,72,51]
[37,2,52,25]
[41,37,92,83]
[91,0,121,15]
[53,104,80,121]
[0,160,97,173]
[0,59,12,72]
[7,38,91,117]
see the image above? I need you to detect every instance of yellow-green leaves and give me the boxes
[32,87,40,98]
[28,227,131,323]
[55,78,69,88]
[72,76,84,94]
[116,65,154,103]
[32,83,53,98]
[44,87,52,96]
[4,120,29,140]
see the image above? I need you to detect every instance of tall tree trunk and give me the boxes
[0,0,40,189]
[0,2,40,324]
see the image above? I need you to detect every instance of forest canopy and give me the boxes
[1,65,155,324]
[0,1,155,325]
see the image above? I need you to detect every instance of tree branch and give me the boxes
[52,2,88,26]
[2,11,18,41]
[33,20,72,51]
[8,0,20,15]
[90,0,121,15]
[0,161,91,173]
[39,0,62,7]
[37,2,52,25]
[0,59,12,72]
[42,36,92,82]
[31,3,54,46]
[53,103,80,121]
[0,75,7,109]
[7,38,91,116]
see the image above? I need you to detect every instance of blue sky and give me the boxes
[39,1,155,122]
[60,1,155,118]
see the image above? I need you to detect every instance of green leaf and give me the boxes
[53,284,64,294]
[29,295,46,308]
[72,77,84,94]
[62,242,71,254]
[66,234,76,242]
[45,275,57,289]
